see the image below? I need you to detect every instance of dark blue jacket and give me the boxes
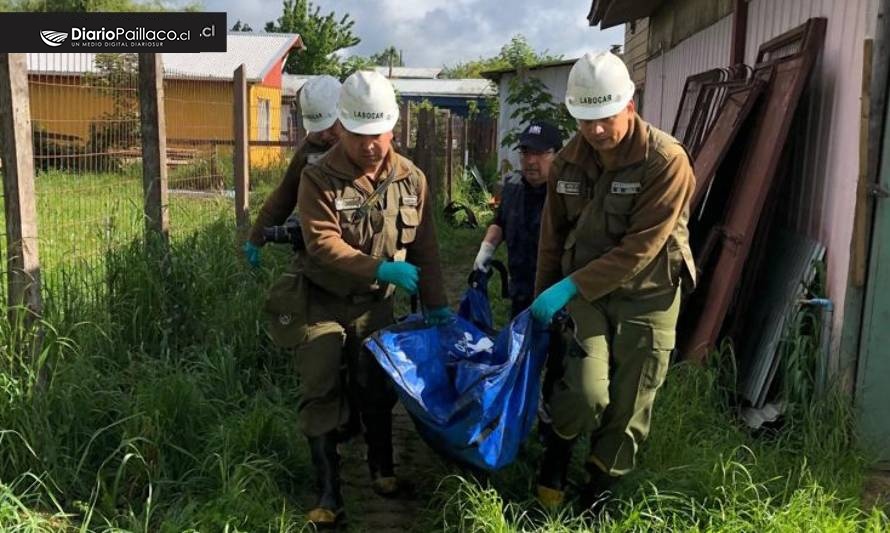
[494,172,547,302]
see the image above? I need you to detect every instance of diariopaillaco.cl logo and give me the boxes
[39,30,68,47]
[38,25,217,49]
[0,12,226,53]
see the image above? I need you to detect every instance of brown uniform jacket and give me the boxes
[535,114,696,302]
[247,136,330,246]
[296,143,447,308]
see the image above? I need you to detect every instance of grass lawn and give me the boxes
[0,169,887,531]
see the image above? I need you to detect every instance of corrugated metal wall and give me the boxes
[642,0,875,354]
[642,14,733,130]
[495,64,573,174]
[743,0,873,352]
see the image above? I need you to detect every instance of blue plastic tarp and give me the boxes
[364,270,549,470]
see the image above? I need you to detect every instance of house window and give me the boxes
[257,98,270,141]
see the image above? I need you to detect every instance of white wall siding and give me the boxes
[642,14,734,131]
[743,0,873,350]
[495,65,572,174]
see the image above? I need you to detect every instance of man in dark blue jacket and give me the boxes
[473,121,562,317]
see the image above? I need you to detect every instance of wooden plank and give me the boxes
[0,53,43,323]
[460,115,469,170]
[138,53,170,241]
[233,64,250,230]
[858,61,890,463]
[415,107,437,199]
[446,112,454,203]
[399,101,410,150]
[853,39,874,287]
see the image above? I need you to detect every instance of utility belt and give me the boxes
[305,276,392,305]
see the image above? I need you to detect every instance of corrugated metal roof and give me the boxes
[375,66,441,79]
[588,0,666,29]
[27,52,100,74]
[481,58,578,80]
[392,78,496,97]
[163,32,302,81]
[26,32,302,81]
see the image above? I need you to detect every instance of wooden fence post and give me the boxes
[461,115,469,170]
[138,53,170,242]
[233,64,250,231]
[0,53,43,325]
[446,112,454,203]
[415,107,438,199]
[399,101,410,151]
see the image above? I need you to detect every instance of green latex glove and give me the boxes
[531,277,578,324]
[375,261,419,294]
[242,241,261,268]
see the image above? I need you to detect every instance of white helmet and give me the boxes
[338,71,399,135]
[299,75,341,133]
[565,51,636,120]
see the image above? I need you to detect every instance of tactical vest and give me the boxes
[299,160,422,299]
[556,128,696,296]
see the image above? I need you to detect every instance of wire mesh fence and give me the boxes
[162,68,238,240]
[25,52,144,302]
[1,52,274,307]
[2,53,497,309]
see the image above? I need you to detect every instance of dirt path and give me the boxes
[332,223,484,531]
[336,404,444,532]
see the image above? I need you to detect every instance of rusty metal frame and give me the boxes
[675,66,752,158]
[682,17,828,362]
[672,68,724,143]
[691,80,765,210]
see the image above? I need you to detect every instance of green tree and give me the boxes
[501,76,575,149]
[340,55,375,79]
[84,54,141,171]
[230,20,253,32]
[441,34,562,79]
[370,46,403,67]
[265,0,360,76]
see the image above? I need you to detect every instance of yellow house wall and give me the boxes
[163,79,233,142]
[28,76,286,169]
[249,84,287,168]
[28,75,118,142]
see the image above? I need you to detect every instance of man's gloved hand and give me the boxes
[376,261,420,294]
[424,306,454,326]
[242,241,262,268]
[531,277,578,324]
[473,241,496,272]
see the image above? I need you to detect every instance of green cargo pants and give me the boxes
[548,286,680,476]
[293,282,397,437]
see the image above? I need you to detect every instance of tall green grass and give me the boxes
[1,169,886,531]
[1,218,312,531]
[421,177,889,532]
[423,347,888,531]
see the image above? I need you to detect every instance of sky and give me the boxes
[189,0,624,68]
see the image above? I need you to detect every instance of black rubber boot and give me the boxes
[535,432,575,509]
[306,433,344,528]
[362,412,400,497]
[579,462,619,514]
